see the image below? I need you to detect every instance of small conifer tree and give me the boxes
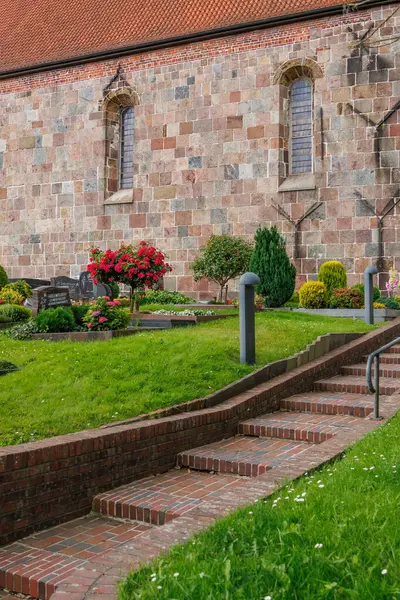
[250,226,296,307]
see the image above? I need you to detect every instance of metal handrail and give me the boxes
[366,337,400,419]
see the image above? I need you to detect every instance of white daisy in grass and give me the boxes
[381,569,388,575]
[174,573,180,577]
[315,543,323,549]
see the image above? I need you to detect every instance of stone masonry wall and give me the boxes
[0,3,399,298]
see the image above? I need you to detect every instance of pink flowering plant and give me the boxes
[82,297,130,331]
[88,241,172,312]
[386,266,399,298]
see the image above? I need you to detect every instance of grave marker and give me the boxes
[31,286,72,316]
[50,276,80,301]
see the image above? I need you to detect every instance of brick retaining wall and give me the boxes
[0,318,399,546]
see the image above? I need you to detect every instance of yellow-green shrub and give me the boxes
[0,288,24,305]
[299,281,328,309]
[318,261,347,297]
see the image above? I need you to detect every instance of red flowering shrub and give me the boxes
[82,297,130,331]
[87,242,172,311]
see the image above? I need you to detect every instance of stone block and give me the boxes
[188,156,202,169]
[210,208,227,224]
[154,186,177,200]
[175,86,190,100]
[224,164,239,180]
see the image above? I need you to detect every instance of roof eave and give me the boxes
[0,0,393,80]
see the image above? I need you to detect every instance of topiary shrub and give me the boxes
[0,288,24,305]
[318,261,347,297]
[329,288,363,309]
[35,307,76,333]
[351,283,380,302]
[250,226,296,308]
[299,281,328,308]
[192,234,254,302]
[71,303,91,326]
[0,304,31,323]
[0,266,8,290]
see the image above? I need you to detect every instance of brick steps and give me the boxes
[341,363,400,378]
[388,345,400,354]
[313,375,398,395]
[280,391,375,417]
[177,436,312,476]
[363,353,400,365]
[239,411,361,443]
[2,332,399,599]
[93,470,243,526]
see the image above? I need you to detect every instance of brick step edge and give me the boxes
[313,380,398,395]
[238,421,333,443]
[92,496,177,526]
[281,398,373,417]
[341,365,400,378]
[177,453,271,477]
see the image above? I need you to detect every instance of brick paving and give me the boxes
[1,347,400,599]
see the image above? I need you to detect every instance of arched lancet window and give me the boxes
[289,78,313,174]
[120,107,134,189]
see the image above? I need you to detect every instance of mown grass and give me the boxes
[120,413,400,600]
[0,312,373,446]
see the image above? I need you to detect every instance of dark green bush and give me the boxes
[109,281,120,299]
[377,296,400,310]
[35,307,76,333]
[71,303,91,326]
[250,226,296,307]
[351,283,380,302]
[0,266,8,290]
[140,290,192,305]
[0,304,32,323]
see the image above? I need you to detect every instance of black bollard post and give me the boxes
[239,272,261,364]
[364,266,378,325]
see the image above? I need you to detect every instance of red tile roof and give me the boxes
[0,0,351,75]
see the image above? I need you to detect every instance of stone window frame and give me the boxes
[273,58,323,192]
[101,86,139,205]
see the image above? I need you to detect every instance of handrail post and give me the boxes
[364,266,378,325]
[373,354,380,420]
[239,272,260,364]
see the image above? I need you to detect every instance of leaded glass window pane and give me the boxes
[289,79,313,174]
[120,107,134,189]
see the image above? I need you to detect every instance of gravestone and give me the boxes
[50,276,80,301]
[31,286,72,316]
[78,271,113,300]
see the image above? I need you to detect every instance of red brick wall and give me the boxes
[0,4,399,297]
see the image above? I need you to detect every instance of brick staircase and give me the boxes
[1,346,400,599]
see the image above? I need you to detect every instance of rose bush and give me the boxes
[88,242,172,311]
[83,297,130,331]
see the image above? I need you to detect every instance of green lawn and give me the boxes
[0,312,373,447]
[120,413,400,600]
